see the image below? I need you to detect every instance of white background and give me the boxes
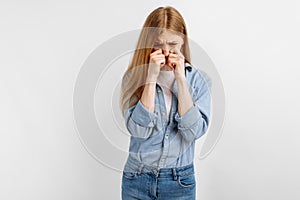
[1,0,300,199]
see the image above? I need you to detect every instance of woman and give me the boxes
[119,6,212,200]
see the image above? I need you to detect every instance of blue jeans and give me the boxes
[121,159,196,200]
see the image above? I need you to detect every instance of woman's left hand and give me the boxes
[167,47,185,79]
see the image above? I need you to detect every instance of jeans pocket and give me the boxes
[122,171,138,180]
[177,173,196,188]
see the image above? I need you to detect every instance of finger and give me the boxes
[155,57,166,66]
[151,48,163,55]
[170,47,184,58]
[167,56,177,63]
[168,53,178,59]
[152,54,165,62]
[169,53,183,61]
[167,58,177,69]
[168,55,181,64]
[170,62,176,68]
[152,53,165,58]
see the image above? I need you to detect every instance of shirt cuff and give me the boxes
[131,99,158,127]
[174,104,201,128]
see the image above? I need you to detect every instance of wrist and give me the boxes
[145,75,157,85]
[175,74,186,81]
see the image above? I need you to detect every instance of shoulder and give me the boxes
[185,62,212,89]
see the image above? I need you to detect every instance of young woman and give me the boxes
[119,6,212,200]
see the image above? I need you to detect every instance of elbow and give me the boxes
[194,118,209,140]
[125,118,154,139]
[180,117,209,142]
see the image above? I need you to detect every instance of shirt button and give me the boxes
[160,158,165,162]
[162,112,165,116]
[157,89,161,93]
[165,135,169,139]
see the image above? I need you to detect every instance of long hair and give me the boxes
[120,6,191,117]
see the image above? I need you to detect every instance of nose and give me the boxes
[162,45,170,57]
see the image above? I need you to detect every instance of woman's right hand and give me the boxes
[148,49,165,79]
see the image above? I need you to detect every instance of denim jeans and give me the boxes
[121,158,196,200]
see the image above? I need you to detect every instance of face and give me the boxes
[153,30,184,56]
[152,30,185,71]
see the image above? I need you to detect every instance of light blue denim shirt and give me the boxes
[123,62,212,172]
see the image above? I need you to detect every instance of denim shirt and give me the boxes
[123,62,212,171]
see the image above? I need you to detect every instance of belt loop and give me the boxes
[138,163,144,175]
[172,168,178,181]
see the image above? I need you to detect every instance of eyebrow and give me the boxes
[154,41,179,44]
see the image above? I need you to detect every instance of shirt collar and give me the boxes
[184,62,192,75]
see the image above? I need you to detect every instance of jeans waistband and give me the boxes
[124,157,194,179]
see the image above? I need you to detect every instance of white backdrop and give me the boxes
[1,0,300,199]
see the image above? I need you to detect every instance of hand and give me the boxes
[148,49,165,79]
[167,47,185,79]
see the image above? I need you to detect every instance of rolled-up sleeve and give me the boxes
[124,99,159,139]
[174,72,212,142]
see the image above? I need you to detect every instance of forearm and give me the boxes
[140,75,157,113]
[176,76,194,116]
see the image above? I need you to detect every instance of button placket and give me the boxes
[157,85,168,123]
[156,84,172,168]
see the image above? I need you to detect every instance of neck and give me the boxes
[156,70,175,90]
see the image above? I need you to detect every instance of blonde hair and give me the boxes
[120,6,191,117]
